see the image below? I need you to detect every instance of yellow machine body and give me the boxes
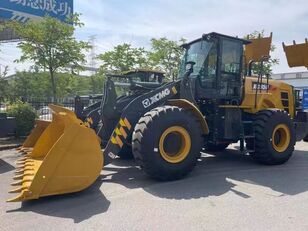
[283,40,308,68]
[240,77,295,118]
[8,105,103,202]
[244,33,272,65]
[18,120,51,152]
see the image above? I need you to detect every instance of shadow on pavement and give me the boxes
[106,148,308,200]
[0,159,14,174]
[6,148,308,221]
[6,179,110,223]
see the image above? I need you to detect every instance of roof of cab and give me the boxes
[182,32,251,47]
[123,69,165,75]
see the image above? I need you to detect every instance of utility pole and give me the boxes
[89,35,97,75]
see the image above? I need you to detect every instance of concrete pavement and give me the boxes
[1,142,308,230]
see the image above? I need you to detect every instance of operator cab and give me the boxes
[123,69,165,84]
[180,32,250,103]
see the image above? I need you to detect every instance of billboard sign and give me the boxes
[303,89,308,110]
[0,0,73,23]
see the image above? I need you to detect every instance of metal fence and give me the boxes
[28,98,76,121]
[0,98,77,121]
[0,96,102,121]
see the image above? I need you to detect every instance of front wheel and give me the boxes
[251,110,295,165]
[132,106,203,181]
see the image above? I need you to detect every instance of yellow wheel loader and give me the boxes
[8,32,308,202]
[283,38,308,141]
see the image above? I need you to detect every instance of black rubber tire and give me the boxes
[304,134,308,142]
[132,106,203,181]
[250,110,296,165]
[204,142,229,152]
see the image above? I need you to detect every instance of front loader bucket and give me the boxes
[283,39,308,68]
[8,105,103,202]
[17,120,51,153]
[244,32,272,65]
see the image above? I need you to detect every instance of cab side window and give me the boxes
[221,40,241,74]
[219,39,243,98]
[199,42,218,88]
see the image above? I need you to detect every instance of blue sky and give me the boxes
[1,0,308,75]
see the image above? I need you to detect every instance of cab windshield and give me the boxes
[179,40,214,77]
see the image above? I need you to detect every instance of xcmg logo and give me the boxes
[142,88,171,108]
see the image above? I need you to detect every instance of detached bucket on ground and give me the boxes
[8,105,103,202]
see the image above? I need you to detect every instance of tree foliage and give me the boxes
[97,43,148,74]
[5,71,94,100]
[89,73,106,94]
[148,38,185,80]
[7,101,37,137]
[244,30,279,75]
[97,38,185,80]
[11,14,91,101]
[0,66,9,101]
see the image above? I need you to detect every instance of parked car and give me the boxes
[38,106,74,120]
[38,106,52,120]
[0,103,7,112]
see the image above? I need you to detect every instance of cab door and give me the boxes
[218,38,244,101]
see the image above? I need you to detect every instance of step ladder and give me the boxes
[240,120,255,153]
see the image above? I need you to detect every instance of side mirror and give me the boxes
[185,61,196,73]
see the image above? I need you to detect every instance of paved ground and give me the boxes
[0,138,23,151]
[0,142,308,231]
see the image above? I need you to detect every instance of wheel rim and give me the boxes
[159,126,191,164]
[271,124,290,153]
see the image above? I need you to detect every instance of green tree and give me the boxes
[97,43,148,74]
[7,71,93,100]
[11,14,91,101]
[148,38,186,80]
[244,30,279,75]
[89,74,106,94]
[7,101,37,137]
[0,66,10,101]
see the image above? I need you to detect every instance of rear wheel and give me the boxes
[251,110,295,165]
[132,106,203,181]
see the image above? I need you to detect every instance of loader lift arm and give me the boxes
[101,80,181,165]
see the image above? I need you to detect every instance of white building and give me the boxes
[271,71,308,91]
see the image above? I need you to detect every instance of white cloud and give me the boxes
[1,0,308,75]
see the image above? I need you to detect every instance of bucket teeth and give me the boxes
[11,180,23,186]
[7,190,30,202]
[18,148,32,155]
[13,173,34,180]
[11,178,32,186]
[7,195,24,202]
[17,157,28,161]
[15,167,34,173]
[16,160,26,165]
[6,195,23,202]
[13,174,24,180]
[15,169,24,174]
[9,187,24,193]
[16,158,32,163]
[16,163,34,169]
